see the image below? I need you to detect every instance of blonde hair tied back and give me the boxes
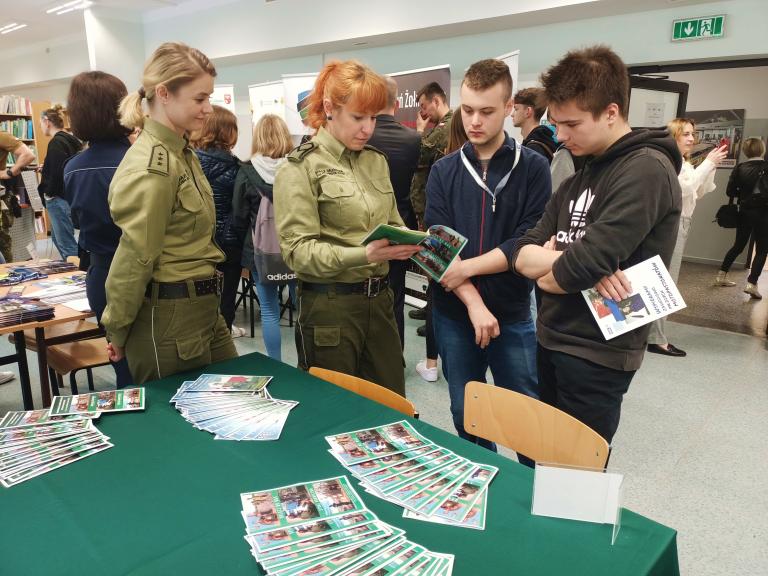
[118,42,217,130]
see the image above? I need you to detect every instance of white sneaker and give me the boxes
[0,371,15,385]
[415,360,438,382]
[230,325,248,338]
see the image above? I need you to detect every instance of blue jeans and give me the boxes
[252,270,296,362]
[433,307,538,451]
[46,197,79,259]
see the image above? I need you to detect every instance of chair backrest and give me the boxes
[309,367,418,418]
[464,381,609,469]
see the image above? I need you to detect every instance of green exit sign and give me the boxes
[672,15,725,41]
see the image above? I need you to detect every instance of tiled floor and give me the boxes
[1,261,766,575]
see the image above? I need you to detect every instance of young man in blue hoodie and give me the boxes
[425,59,551,452]
[511,46,682,445]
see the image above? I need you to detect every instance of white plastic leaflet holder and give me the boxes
[531,462,624,545]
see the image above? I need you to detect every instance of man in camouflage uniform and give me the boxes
[410,82,452,229]
[0,131,35,262]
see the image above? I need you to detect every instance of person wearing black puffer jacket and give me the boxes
[194,105,245,337]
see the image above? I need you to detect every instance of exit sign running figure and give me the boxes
[672,15,725,41]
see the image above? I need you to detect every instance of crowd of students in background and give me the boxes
[2,39,767,457]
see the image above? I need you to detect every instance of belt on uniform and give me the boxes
[300,277,389,298]
[145,277,220,299]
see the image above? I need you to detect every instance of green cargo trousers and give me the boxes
[124,286,238,385]
[295,285,406,396]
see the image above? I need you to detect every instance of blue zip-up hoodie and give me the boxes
[425,135,551,322]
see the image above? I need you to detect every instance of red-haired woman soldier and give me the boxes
[274,60,420,395]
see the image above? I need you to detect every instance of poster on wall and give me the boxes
[282,73,318,136]
[497,50,520,136]
[211,84,236,113]
[249,81,285,125]
[684,108,745,168]
[388,65,451,130]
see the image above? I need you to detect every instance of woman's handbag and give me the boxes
[714,196,739,228]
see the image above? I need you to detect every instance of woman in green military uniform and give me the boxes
[274,60,421,395]
[102,42,237,384]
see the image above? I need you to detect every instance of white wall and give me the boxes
[0,35,90,91]
[667,66,768,266]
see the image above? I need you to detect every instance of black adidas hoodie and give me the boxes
[511,129,683,371]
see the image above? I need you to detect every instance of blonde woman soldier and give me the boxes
[102,42,237,384]
[274,60,421,395]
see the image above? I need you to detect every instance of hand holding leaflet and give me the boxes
[582,255,686,340]
[362,224,468,282]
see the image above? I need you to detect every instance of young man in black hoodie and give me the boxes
[511,46,682,445]
[512,87,558,163]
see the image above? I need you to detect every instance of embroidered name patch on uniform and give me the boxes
[315,168,346,178]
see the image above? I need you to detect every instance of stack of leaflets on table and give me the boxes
[241,475,454,575]
[170,374,298,441]
[15,260,78,275]
[326,421,497,530]
[49,388,146,416]
[0,296,55,326]
[0,409,110,488]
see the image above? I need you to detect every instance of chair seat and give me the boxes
[47,337,110,375]
[8,319,101,352]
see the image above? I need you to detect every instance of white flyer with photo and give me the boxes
[582,255,686,340]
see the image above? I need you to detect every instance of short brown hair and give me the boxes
[743,137,766,159]
[252,114,293,159]
[540,45,629,120]
[416,81,446,103]
[514,88,546,121]
[462,59,512,102]
[192,105,238,151]
[68,71,131,142]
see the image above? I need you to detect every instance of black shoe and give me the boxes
[416,324,427,337]
[409,308,427,320]
[647,343,686,357]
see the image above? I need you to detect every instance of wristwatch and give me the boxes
[5,168,12,179]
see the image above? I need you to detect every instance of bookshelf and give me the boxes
[0,96,54,167]
[1,95,55,248]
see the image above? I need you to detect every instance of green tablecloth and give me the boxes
[0,352,679,575]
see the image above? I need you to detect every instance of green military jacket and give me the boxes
[102,118,224,347]
[409,108,453,224]
[273,126,404,284]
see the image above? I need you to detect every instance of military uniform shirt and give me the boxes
[102,118,224,347]
[410,108,453,223]
[274,126,404,284]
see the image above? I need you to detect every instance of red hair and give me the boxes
[307,60,387,130]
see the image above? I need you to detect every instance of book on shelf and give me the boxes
[0,95,32,116]
[0,118,34,140]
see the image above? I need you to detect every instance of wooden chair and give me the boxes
[46,337,111,396]
[308,367,418,418]
[8,319,102,352]
[464,381,609,469]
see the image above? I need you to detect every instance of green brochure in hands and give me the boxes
[361,224,467,282]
